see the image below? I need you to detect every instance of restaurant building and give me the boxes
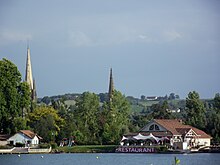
[121,119,211,150]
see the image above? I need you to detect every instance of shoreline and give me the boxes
[1,145,220,154]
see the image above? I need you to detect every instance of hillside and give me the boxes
[39,93,187,113]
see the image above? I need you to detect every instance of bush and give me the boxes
[39,143,50,148]
[50,142,58,149]
[158,146,168,152]
[0,145,13,149]
[15,142,25,147]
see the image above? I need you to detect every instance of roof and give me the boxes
[189,126,211,138]
[154,119,211,138]
[124,131,173,138]
[175,128,192,136]
[0,134,10,141]
[19,130,43,140]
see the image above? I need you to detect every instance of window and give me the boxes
[149,124,160,131]
[155,125,160,130]
[149,124,154,130]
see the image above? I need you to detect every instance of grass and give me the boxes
[64,100,76,106]
[138,100,159,107]
[131,105,144,113]
[55,145,117,153]
[0,145,13,149]
[54,145,170,153]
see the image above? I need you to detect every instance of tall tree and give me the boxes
[206,93,220,143]
[185,91,206,130]
[213,93,220,111]
[0,58,31,134]
[28,106,64,142]
[102,90,131,144]
[168,93,176,100]
[18,82,31,116]
[73,92,100,144]
[151,101,174,119]
[206,111,220,143]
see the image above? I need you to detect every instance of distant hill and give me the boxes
[38,93,185,113]
[38,93,213,113]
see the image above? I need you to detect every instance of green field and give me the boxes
[64,100,76,106]
[138,100,159,107]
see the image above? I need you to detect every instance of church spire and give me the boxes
[108,68,114,102]
[32,78,37,101]
[25,46,33,90]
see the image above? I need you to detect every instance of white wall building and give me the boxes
[7,130,42,147]
[122,119,212,150]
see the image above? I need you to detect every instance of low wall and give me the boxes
[0,141,8,146]
[28,147,51,153]
[0,147,15,153]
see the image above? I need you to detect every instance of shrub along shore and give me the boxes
[53,145,117,153]
[52,145,169,153]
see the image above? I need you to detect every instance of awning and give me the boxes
[121,136,128,141]
[133,133,159,141]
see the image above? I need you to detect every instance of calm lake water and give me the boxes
[0,153,220,165]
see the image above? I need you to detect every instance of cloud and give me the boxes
[0,30,32,45]
[137,34,155,43]
[67,28,182,48]
[163,30,182,41]
[68,31,92,47]
[67,29,136,47]
[138,34,147,39]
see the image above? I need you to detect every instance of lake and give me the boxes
[0,153,220,165]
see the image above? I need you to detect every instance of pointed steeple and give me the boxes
[108,68,114,102]
[32,78,37,101]
[25,46,33,90]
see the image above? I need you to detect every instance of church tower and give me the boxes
[25,46,37,101]
[32,78,37,101]
[25,46,33,90]
[108,68,114,102]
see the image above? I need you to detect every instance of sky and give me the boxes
[0,0,219,99]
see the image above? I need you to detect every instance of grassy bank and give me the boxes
[54,145,117,153]
[53,145,169,153]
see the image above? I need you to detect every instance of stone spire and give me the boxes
[32,78,37,101]
[108,68,114,102]
[25,46,33,90]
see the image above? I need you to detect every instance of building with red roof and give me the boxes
[7,130,42,147]
[122,119,211,150]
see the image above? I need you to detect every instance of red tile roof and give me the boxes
[154,119,211,138]
[19,130,43,140]
[175,128,192,136]
[188,126,211,138]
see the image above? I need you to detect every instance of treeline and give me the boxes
[0,58,131,145]
[140,93,180,101]
[131,91,220,144]
[0,58,220,145]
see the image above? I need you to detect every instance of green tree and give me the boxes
[0,58,31,134]
[18,82,31,116]
[73,92,100,144]
[130,113,150,131]
[213,93,220,111]
[206,111,220,143]
[52,99,77,143]
[28,106,64,142]
[185,91,206,130]
[168,93,176,100]
[206,93,220,143]
[102,90,131,144]
[151,101,174,119]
